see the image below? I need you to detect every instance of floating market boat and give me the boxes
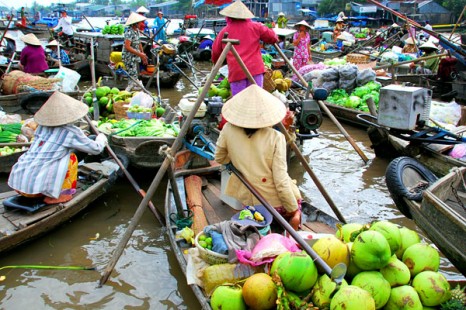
[386,157,466,276]
[0,160,120,253]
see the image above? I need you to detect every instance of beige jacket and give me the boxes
[215,123,301,212]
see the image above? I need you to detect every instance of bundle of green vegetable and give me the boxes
[97,119,180,138]
[102,24,125,35]
[326,81,381,112]
[0,123,22,143]
[0,146,26,156]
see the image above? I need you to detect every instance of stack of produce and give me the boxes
[206,220,465,310]
[327,81,381,112]
[83,86,121,116]
[0,123,22,143]
[101,24,125,35]
[270,70,292,93]
[0,146,27,156]
[199,78,231,100]
[97,118,179,138]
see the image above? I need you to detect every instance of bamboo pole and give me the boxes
[449,5,466,40]
[374,52,447,70]
[98,37,238,286]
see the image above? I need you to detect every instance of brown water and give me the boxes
[0,64,464,308]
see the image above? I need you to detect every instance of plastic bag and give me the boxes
[321,67,339,82]
[429,100,462,127]
[55,66,81,92]
[339,79,357,94]
[130,91,154,108]
[21,118,38,141]
[338,64,358,79]
[322,80,339,92]
[0,113,21,124]
[357,69,376,86]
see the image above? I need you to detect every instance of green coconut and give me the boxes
[210,284,246,310]
[345,242,363,280]
[351,271,391,309]
[369,221,401,255]
[395,227,421,259]
[384,285,423,310]
[311,274,348,308]
[330,285,376,310]
[380,255,411,287]
[270,251,318,293]
[351,230,391,270]
[412,271,451,306]
[402,243,440,277]
[335,223,363,243]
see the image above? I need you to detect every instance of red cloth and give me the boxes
[212,19,277,83]
[205,0,232,5]
[20,45,48,74]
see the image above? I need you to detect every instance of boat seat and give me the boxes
[3,195,47,213]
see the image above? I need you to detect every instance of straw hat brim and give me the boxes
[404,37,417,45]
[2,32,14,40]
[125,12,147,26]
[392,23,400,28]
[21,33,41,46]
[294,20,311,29]
[219,1,254,19]
[34,91,89,127]
[420,42,438,50]
[46,39,61,47]
[136,6,150,13]
[222,85,286,128]
[336,18,344,23]
[278,12,285,16]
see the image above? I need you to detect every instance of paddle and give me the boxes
[0,16,14,45]
[227,163,347,283]
[82,15,96,32]
[273,43,369,164]
[227,45,347,223]
[98,34,237,286]
[84,115,164,226]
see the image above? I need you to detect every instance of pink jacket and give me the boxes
[20,45,48,74]
[212,19,277,82]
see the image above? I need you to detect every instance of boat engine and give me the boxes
[289,97,322,143]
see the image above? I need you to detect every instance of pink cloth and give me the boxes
[292,32,311,70]
[212,18,277,83]
[20,45,48,74]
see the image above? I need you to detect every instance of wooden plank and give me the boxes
[202,182,237,220]
[0,191,18,200]
[201,195,222,225]
[303,221,336,234]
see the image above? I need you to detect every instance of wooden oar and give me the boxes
[227,164,347,283]
[449,5,466,40]
[0,16,14,45]
[273,43,369,164]
[84,115,164,226]
[98,35,237,286]
[228,44,347,223]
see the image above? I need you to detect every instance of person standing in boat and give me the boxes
[122,12,148,92]
[20,7,27,27]
[276,12,288,29]
[215,85,302,230]
[8,92,108,205]
[292,20,312,70]
[53,9,74,47]
[19,33,48,74]
[136,6,150,34]
[333,18,346,42]
[46,39,70,67]
[422,20,432,40]
[153,11,168,42]
[212,1,277,96]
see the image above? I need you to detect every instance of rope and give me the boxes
[158,144,174,162]
[169,210,193,230]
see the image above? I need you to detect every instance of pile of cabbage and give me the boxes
[326,81,381,112]
[97,118,179,138]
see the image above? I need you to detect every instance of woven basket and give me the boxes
[194,232,228,265]
[263,68,276,92]
[113,101,130,120]
[346,53,370,64]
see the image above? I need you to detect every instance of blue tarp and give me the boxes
[193,0,204,8]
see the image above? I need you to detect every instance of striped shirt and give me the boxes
[8,125,105,198]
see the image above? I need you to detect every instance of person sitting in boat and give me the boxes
[153,11,168,42]
[1,32,16,57]
[199,35,213,50]
[215,85,302,230]
[19,33,48,74]
[410,41,440,74]
[374,31,384,48]
[212,1,277,96]
[46,39,70,67]
[8,92,108,205]
[401,37,418,54]
[136,6,150,35]
[53,9,74,47]
[276,12,288,29]
[333,18,346,42]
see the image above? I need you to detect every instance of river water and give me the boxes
[1,27,464,308]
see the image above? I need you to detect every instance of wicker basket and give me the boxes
[263,68,276,92]
[346,53,370,64]
[113,101,130,120]
[194,232,228,265]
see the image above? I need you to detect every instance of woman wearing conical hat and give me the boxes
[8,92,108,204]
[19,33,48,74]
[417,41,440,73]
[402,37,418,54]
[333,17,346,42]
[292,20,312,70]
[215,85,302,230]
[212,1,278,96]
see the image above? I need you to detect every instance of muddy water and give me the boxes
[0,63,464,309]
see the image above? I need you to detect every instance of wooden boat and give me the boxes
[0,160,120,253]
[164,150,341,309]
[386,157,466,276]
[0,90,84,115]
[0,142,30,174]
[310,42,342,63]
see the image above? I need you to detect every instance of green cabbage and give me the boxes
[344,96,361,109]
[365,81,381,91]
[352,86,371,98]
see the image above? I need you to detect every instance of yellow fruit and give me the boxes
[284,78,292,88]
[272,70,283,80]
[312,236,350,268]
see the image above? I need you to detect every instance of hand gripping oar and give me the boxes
[227,44,347,223]
[84,115,164,226]
[273,43,369,164]
[98,34,237,286]
[227,164,347,284]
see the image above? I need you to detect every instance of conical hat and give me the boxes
[419,41,438,50]
[278,12,285,16]
[2,32,14,40]
[294,20,311,29]
[222,85,286,128]
[21,33,41,46]
[219,1,254,19]
[336,17,344,23]
[46,39,61,47]
[125,12,147,26]
[136,6,149,13]
[405,37,417,45]
[34,91,89,126]
[391,23,400,28]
